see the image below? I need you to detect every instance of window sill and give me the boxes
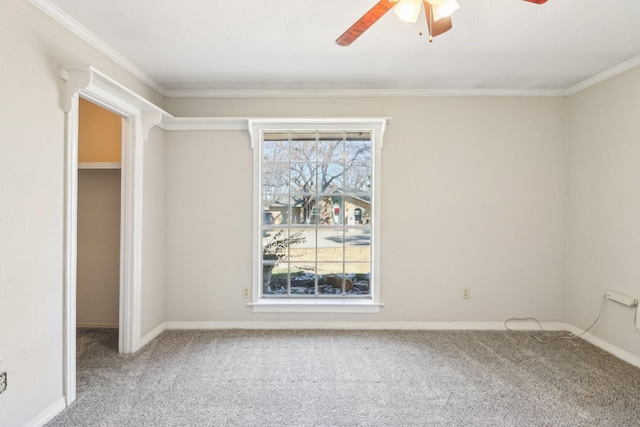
[248,299,383,313]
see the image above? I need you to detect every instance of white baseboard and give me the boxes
[565,324,640,369]
[162,320,566,331]
[140,322,166,348]
[24,397,66,427]
[138,321,639,370]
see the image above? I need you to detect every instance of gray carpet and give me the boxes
[47,328,640,426]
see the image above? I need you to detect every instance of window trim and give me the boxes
[249,118,387,313]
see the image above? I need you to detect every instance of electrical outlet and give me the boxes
[0,372,6,394]
[462,288,470,299]
[242,288,250,299]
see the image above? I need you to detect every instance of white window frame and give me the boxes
[248,118,386,313]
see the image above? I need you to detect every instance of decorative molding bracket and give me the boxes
[59,67,92,113]
[59,65,249,132]
[141,112,162,141]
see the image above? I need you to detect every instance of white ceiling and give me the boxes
[39,0,640,94]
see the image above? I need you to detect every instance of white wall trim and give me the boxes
[78,162,121,169]
[102,321,640,371]
[161,320,567,331]
[76,323,119,329]
[567,53,640,95]
[23,398,66,427]
[140,323,166,348]
[565,324,640,369]
[60,65,158,406]
[158,116,248,131]
[29,0,166,96]
[248,302,383,314]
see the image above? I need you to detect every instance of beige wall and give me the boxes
[164,97,568,323]
[568,66,640,358]
[77,169,121,327]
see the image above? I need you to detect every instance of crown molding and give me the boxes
[567,53,640,95]
[33,0,640,100]
[29,0,167,96]
[165,88,568,99]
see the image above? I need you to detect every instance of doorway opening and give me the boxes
[77,98,122,343]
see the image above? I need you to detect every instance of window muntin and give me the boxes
[261,130,373,298]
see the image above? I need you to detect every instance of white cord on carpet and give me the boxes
[504,295,607,344]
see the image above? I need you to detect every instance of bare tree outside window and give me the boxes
[261,131,372,297]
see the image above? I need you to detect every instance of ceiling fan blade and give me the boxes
[522,0,547,4]
[336,0,398,47]
[424,1,452,38]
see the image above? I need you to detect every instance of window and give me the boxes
[249,119,385,313]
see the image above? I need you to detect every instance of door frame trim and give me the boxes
[60,65,160,405]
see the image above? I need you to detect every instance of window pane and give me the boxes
[345,135,371,162]
[263,228,288,262]
[290,163,317,194]
[318,135,344,162]
[317,228,343,262]
[290,196,319,224]
[345,163,371,193]
[318,196,343,226]
[291,137,317,162]
[317,263,344,295]
[263,136,289,162]
[318,163,344,193]
[290,263,316,295]
[263,163,289,198]
[288,228,314,262]
[263,207,288,226]
[263,261,288,295]
[346,266,371,295]
[344,229,371,262]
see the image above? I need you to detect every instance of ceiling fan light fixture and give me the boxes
[432,0,460,21]
[393,0,422,23]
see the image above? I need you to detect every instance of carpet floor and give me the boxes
[47,328,640,426]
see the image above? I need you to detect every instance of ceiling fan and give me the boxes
[336,0,548,46]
